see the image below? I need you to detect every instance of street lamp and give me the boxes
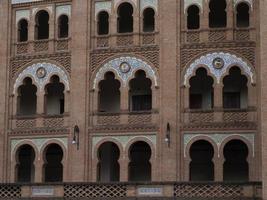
[165,122,170,147]
[72,125,80,150]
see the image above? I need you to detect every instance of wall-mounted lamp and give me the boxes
[165,122,170,147]
[72,125,80,150]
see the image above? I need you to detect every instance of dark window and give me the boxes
[223,67,248,109]
[44,144,63,182]
[58,15,69,38]
[97,142,120,182]
[98,11,109,35]
[189,68,214,109]
[18,19,28,42]
[223,140,249,181]
[236,3,250,27]
[129,141,151,182]
[190,140,214,181]
[143,8,155,32]
[17,77,37,116]
[132,95,152,111]
[129,70,152,111]
[190,94,202,109]
[117,3,133,33]
[45,75,65,115]
[223,92,240,109]
[187,5,200,29]
[16,145,35,183]
[209,0,227,28]
[98,72,121,112]
[35,10,49,40]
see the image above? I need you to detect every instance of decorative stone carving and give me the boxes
[233,0,253,10]
[95,1,112,18]
[183,133,255,157]
[183,52,255,86]
[212,57,225,69]
[32,5,53,16]
[93,56,158,89]
[184,0,203,13]
[11,137,68,160]
[92,134,157,158]
[13,62,70,94]
[140,0,158,12]
[56,5,71,18]
[114,0,137,8]
[16,10,30,24]
[12,0,42,4]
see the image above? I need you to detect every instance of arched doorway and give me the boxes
[97,142,120,182]
[223,140,249,181]
[190,140,214,181]
[129,141,151,181]
[43,144,63,182]
[16,145,35,183]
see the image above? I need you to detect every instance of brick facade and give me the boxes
[0,0,266,199]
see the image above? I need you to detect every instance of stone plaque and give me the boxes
[32,186,54,196]
[137,186,163,196]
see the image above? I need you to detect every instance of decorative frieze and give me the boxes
[13,62,70,94]
[12,0,42,4]
[92,134,157,158]
[56,5,71,18]
[16,10,30,24]
[11,137,68,159]
[183,133,255,157]
[184,0,203,13]
[140,0,158,12]
[233,0,253,9]
[183,52,255,86]
[93,56,158,89]
[95,1,112,18]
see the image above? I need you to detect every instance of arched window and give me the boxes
[45,75,65,115]
[35,10,49,40]
[223,140,249,181]
[143,8,155,32]
[98,72,121,112]
[17,77,37,116]
[97,11,109,35]
[190,140,214,181]
[97,142,120,182]
[44,144,63,182]
[16,145,35,183]
[223,67,248,109]
[209,0,227,28]
[236,3,250,28]
[189,68,214,109]
[129,70,152,111]
[18,19,28,42]
[58,15,69,38]
[117,3,133,33]
[187,5,200,29]
[129,141,151,182]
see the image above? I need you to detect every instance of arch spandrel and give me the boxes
[93,56,158,89]
[13,62,70,94]
[183,52,256,87]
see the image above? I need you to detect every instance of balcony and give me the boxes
[93,32,159,49]
[13,38,71,56]
[182,108,257,130]
[0,182,261,199]
[181,28,256,44]
[10,114,70,132]
[91,111,159,131]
